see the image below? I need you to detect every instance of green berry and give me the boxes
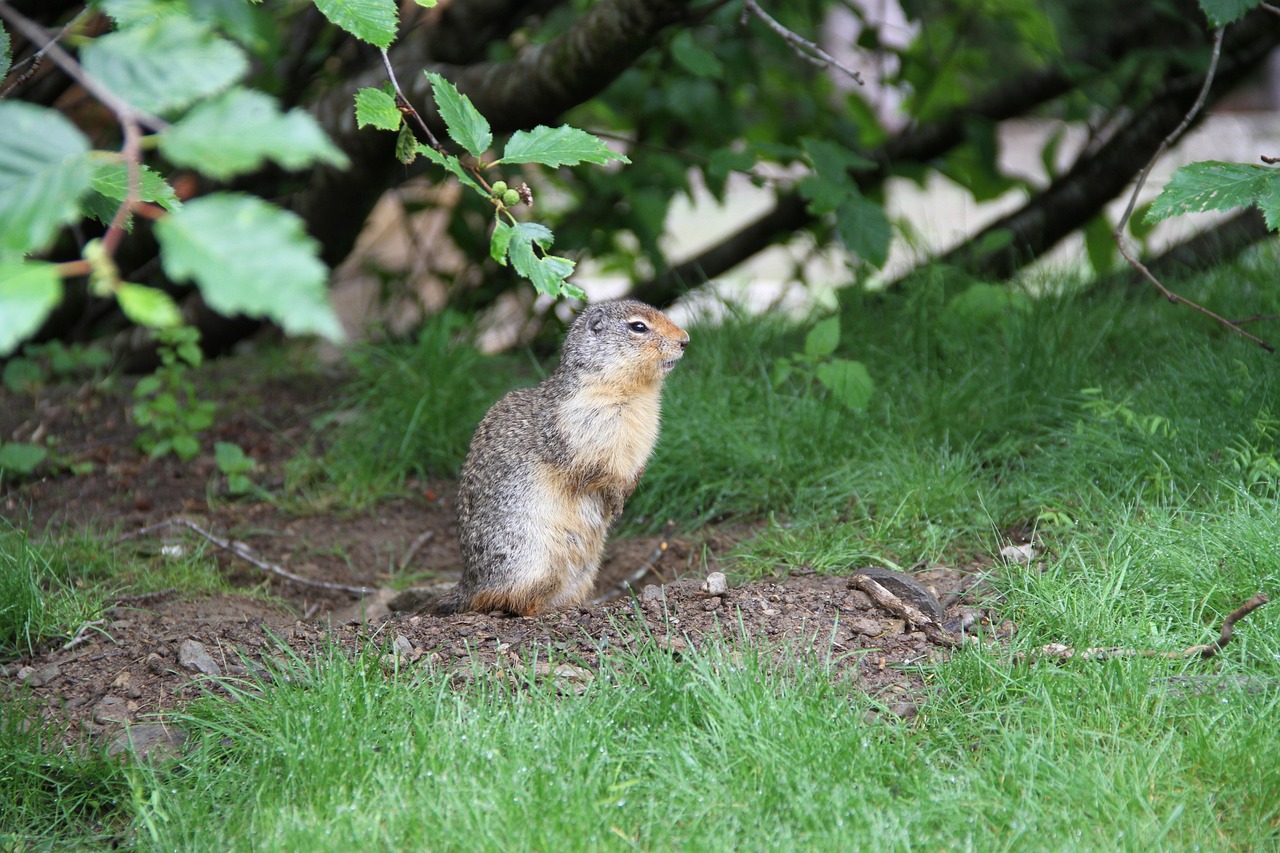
[491,180,508,196]
[502,189,521,206]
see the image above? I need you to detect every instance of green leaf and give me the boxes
[0,261,63,357]
[159,87,348,180]
[89,161,180,210]
[815,359,875,412]
[313,0,398,48]
[798,138,873,216]
[3,359,43,394]
[154,193,344,342]
[670,31,724,79]
[215,441,254,474]
[170,433,201,461]
[80,17,248,115]
[117,283,183,328]
[1197,0,1259,26]
[508,223,575,296]
[416,144,483,193]
[425,71,491,158]
[490,220,514,265]
[0,22,11,80]
[0,442,47,475]
[499,125,630,168]
[0,103,91,255]
[354,87,402,131]
[1083,215,1116,276]
[804,316,840,358]
[395,125,418,165]
[1147,161,1280,231]
[835,194,892,268]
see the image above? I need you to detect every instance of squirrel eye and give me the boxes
[628,321,649,334]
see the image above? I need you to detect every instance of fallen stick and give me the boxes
[129,518,377,596]
[852,575,959,649]
[1035,593,1269,662]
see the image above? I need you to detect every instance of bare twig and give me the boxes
[60,620,108,651]
[398,530,436,571]
[131,518,377,596]
[741,0,863,85]
[380,47,444,151]
[0,7,84,98]
[1230,313,1280,325]
[1034,593,1268,662]
[0,3,168,132]
[1110,27,1273,353]
[1262,3,1280,16]
[852,575,959,649]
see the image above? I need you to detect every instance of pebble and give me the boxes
[17,663,60,687]
[641,584,664,602]
[702,572,728,596]
[177,639,222,677]
[145,652,168,674]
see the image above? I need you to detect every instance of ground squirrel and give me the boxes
[431,299,689,617]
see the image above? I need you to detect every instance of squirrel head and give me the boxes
[559,299,689,386]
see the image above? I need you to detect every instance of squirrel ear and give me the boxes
[586,307,608,334]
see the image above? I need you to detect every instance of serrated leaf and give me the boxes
[0,261,63,357]
[416,144,483,193]
[117,283,183,328]
[395,125,418,164]
[425,71,491,158]
[1147,161,1280,230]
[0,442,47,475]
[804,316,840,358]
[815,359,875,412]
[159,88,347,180]
[313,0,398,48]
[508,224,574,296]
[80,17,247,115]
[498,125,629,168]
[0,23,11,80]
[490,220,514,265]
[0,103,91,255]
[89,162,180,210]
[835,193,892,268]
[154,193,344,342]
[1197,0,1259,26]
[354,87,402,131]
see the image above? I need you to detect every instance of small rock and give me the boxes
[702,572,728,596]
[393,635,414,658]
[848,617,885,637]
[107,724,188,761]
[703,597,721,611]
[851,567,946,622]
[93,696,132,725]
[18,663,60,687]
[145,652,168,674]
[999,543,1039,563]
[641,584,664,602]
[178,639,222,677]
[111,670,132,689]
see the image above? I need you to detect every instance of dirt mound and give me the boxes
[4,570,982,754]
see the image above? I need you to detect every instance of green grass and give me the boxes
[0,522,109,658]
[7,256,1280,848]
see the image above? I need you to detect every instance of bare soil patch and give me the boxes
[2,365,992,752]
